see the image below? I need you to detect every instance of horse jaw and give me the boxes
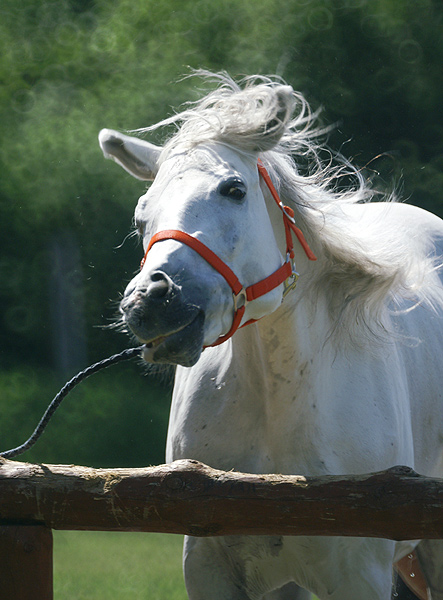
[140,311,206,367]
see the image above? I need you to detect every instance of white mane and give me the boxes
[137,71,443,348]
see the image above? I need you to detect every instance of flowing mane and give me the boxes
[137,71,443,348]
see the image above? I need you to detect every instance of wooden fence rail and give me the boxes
[1,457,443,599]
[2,457,443,538]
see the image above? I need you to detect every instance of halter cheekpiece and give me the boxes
[140,160,316,347]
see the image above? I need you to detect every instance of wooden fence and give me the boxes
[1,457,443,599]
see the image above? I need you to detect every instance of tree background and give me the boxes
[0,0,441,467]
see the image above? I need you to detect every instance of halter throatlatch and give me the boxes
[140,161,316,347]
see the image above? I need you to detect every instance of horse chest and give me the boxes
[167,346,331,473]
[166,341,417,477]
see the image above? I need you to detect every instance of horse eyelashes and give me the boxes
[218,178,247,201]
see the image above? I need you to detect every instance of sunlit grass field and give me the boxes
[54,531,319,599]
[54,531,187,599]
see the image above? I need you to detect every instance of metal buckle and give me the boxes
[280,203,296,225]
[283,273,299,297]
[283,255,299,298]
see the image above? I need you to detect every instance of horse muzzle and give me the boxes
[120,270,205,367]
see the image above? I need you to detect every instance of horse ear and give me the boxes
[254,85,296,152]
[98,129,161,181]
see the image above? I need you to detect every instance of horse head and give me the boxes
[99,84,306,366]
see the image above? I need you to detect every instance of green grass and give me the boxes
[54,531,319,599]
[54,531,187,599]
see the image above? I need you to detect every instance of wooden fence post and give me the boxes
[0,525,53,600]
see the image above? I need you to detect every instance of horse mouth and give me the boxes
[144,335,167,351]
[140,311,205,367]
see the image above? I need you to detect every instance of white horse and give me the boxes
[99,73,443,600]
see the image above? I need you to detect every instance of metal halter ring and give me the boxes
[233,287,248,311]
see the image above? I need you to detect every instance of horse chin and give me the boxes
[140,311,205,367]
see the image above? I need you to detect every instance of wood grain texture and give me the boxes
[0,525,53,599]
[1,458,443,540]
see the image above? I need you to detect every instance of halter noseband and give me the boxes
[140,160,316,347]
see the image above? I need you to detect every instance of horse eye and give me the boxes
[218,178,247,201]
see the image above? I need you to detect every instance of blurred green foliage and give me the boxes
[0,362,172,466]
[0,0,441,466]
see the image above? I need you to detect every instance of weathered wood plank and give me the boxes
[1,458,443,540]
[0,525,53,599]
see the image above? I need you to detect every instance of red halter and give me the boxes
[140,161,316,347]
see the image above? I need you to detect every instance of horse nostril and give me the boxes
[147,271,172,299]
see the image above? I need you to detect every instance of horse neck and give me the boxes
[232,289,330,388]
[214,292,335,474]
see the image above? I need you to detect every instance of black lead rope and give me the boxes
[0,346,145,459]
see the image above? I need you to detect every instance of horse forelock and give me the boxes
[139,71,443,350]
[138,71,313,159]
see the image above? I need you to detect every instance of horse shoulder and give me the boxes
[344,201,443,240]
